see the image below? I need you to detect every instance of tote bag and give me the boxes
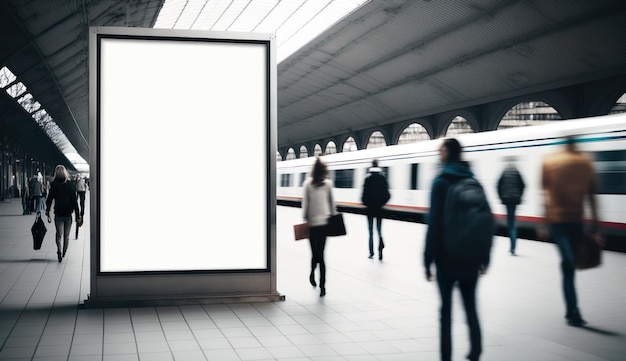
[326,213,346,237]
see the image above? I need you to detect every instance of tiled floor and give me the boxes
[1,195,625,360]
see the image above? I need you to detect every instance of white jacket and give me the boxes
[302,178,337,227]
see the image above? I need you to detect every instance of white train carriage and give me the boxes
[277,113,626,238]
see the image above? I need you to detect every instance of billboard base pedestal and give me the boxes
[81,292,285,309]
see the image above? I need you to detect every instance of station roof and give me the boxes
[1,0,626,171]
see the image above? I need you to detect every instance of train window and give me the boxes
[592,150,626,195]
[410,163,419,190]
[300,173,307,186]
[334,169,355,188]
[280,173,292,187]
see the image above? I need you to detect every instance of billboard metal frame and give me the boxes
[86,26,282,307]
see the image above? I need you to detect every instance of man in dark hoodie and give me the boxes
[497,157,525,255]
[361,159,390,260]
[424,138,489,361]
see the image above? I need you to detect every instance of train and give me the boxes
[277,113,626,250]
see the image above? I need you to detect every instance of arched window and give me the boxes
[398,123,430,144]
[299,145,308,158]
[342,137,357,152]
[313,144,323,156]
[610,93,626,114]
[366,131,386,149]
[445,116,473,136]
[497,101,560,130]
[285,148,296,160]
[325,141,337,155]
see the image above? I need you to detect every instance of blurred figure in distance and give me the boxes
[497,156,525,255]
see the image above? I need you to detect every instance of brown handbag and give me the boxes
[294,222,309,241]
[575,232,603,270]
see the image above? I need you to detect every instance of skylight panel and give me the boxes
[252,0,300,34]
[6,82,27,98]
[32,109,51,125]
[275,0,331,47]
[154,0,370,62]
[1,64,89,172]
[0,66,17,88]
[153,0,187,28]
[17,94,42,113]
[212,1,249,31]
[189,0,224,29]
[234,0,279,32]
[174,0,210,29]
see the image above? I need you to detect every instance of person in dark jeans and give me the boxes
[424,138,489,361]
[497,158,525,255]
[46,165,81,262]
[541,136,600,326]
[361,159,390,260]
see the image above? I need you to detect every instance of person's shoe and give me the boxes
[566,316,587,327]
[510,249,516,256]
[368,253,374,259]
[309,272,316,287]
[320,287,326,297]
[57,252,62,262]
[378,239,384,260]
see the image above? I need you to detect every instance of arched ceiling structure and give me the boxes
[1,0,626,170]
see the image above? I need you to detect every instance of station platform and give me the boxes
[0,197,625,361]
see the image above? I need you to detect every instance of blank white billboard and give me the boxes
[96,34,270,272]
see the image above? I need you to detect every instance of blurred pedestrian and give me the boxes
[21,177,31,215]
[497,157,525,255]
[424,138,491,361]
[45,165,81,262]
[76,177,87,216]
[302,156,338,297]
[361,159,390,260]
[541,136,600,326]
[29,174,44,213]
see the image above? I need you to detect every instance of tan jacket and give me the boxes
[541,150,597,224]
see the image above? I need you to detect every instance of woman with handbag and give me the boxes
[302,156,337,297]
[45,165,81,262]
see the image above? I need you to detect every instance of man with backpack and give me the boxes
[424,138,493,361]
[361,159,391,260]
[497,157,525,255]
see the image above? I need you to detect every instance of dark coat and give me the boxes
[46,179,79,217]
[497,165,525,205]
[361,170,390,212]
[424,161,490,270]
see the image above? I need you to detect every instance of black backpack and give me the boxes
[442,177,494,261]
[362,174,390,208]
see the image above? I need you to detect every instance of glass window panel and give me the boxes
[6,82,27,98]
[333,169,354,188]
[0,66,17,88]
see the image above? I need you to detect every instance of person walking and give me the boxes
[541,136,600,326]
[30,174,44,213]
[21,177,31,215]
[45,165,81,262]
[302,156,338,297]
[497,158,525,255]
[361,159,390,260]
[76,177,87,216]
[424,138,491,361]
